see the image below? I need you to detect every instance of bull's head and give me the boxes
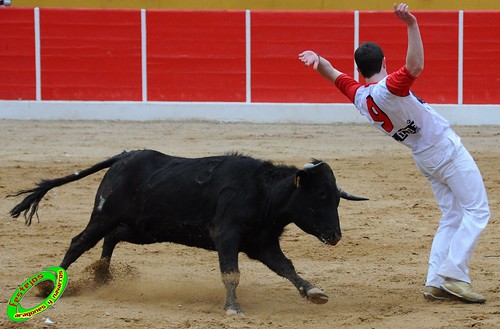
[288,160,368,246]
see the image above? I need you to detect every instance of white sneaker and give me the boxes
[423,286,453,301]
[440,278,486,303]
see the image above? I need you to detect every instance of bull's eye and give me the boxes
[317,190,327,200]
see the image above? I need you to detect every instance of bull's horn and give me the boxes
[303,161,323,171]
[338,187,369,201]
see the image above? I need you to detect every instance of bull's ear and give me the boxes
[295,170,307,188]
[296,161,323,187]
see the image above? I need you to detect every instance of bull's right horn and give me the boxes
[338,187,369,201]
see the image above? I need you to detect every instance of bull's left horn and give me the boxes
[338,187,369,201]
[303,161,323,171]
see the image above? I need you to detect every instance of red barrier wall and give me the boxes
[41,8,142,101]
[463,11,500,104]
[0,8,35,100]
[0,8,498,105]
[147,10,246,102]
[251,11,354,103]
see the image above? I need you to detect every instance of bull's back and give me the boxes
[94,151,265,249]
[140,154,264,218]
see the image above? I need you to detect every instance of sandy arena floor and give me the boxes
[0,120,498,329]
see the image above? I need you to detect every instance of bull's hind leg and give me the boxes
[36,214,119,298]
[97,223,154,283]
[59,214,119,270]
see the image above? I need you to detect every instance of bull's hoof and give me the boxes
[225,307,245,316]
[36,280,55,298]
[306,287,329,304]
[86,259,113,285]
[223,302,245,317]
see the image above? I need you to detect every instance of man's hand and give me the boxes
[299,51,320,70]
[393,3,417,26]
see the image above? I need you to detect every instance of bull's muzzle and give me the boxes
[322,234,341,246]
[330,234,342,246]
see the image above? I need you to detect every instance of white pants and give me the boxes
[413,132,490,287]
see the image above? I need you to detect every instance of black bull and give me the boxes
[9,150,367,315]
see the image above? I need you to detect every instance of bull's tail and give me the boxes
[8,151,131,226]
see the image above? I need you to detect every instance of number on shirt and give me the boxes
[366,95,394,132]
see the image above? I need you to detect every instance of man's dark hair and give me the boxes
[354,42,384,79]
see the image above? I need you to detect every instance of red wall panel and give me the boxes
[0,8,36,100]
[40,8,142,101]
[463,11,500,104]
[416,12,458,103]
[359,11,458,104]
[251,11,354,103]
[1,8,499,105]
[147,10,246,102]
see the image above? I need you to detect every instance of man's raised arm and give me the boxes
[298,51,344,83]
[394,3,424,77]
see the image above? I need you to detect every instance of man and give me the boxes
[299,3,490,303]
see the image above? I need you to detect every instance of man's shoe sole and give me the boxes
[423,287,454,301]
[423,292,450,301]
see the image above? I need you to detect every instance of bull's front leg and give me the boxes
[221,270,241,315]
[247,242,328,305]
[212,230,244,315]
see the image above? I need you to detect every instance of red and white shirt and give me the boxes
[335,66,452,153]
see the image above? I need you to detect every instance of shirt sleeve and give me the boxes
[335,74,362,103]
[385,66,417,97]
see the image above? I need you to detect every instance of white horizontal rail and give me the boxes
[0,101,499,125]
